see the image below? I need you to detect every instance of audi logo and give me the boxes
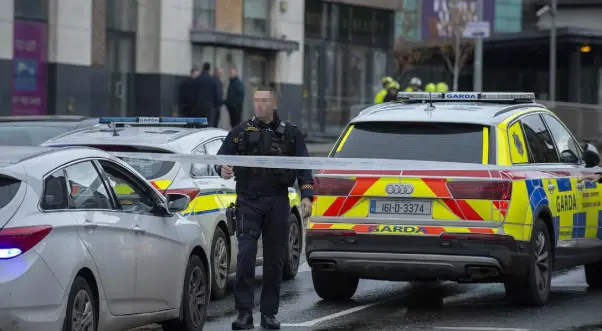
[385,184,414,195]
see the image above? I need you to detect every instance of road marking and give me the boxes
[282,296,400,327]
[435,327,537,331]
[298,262,311,273]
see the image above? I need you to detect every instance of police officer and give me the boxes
[214,85,314,330]
[374,76,393,104]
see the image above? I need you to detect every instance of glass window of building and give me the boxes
[305,0,323,39]
[193,0,215,30]
[106,0,136,116]
[350,6,372,44]
[14,0,48,20]
[244,0,269,36]
[336,4,350,41]
[374,9,394,47]
[106,0,137,32]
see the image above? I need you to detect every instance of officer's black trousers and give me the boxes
[234,194,290,316]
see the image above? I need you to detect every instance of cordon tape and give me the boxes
[111,152,602,173]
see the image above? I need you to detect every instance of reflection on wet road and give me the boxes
[131,256,602,331]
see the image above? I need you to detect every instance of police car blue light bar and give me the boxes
[98,117,208,125]
[396,92,536,102]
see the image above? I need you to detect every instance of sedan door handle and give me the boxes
[83,220,97,230]
[133,225,145,235]
[577,182,585,190]
[547,183,556,193]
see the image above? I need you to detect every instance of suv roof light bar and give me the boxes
[99,117,208,127]
[396,92,535,103]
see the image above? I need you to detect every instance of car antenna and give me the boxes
[111,122,120,136]
[425,92,435,111]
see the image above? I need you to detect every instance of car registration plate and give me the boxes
[370,199,432,215]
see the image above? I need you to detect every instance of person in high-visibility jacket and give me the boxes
[404,77,423,92]
[424,83,436,93]
[382,81,400,103]
[375,76,394,104]
[436,82,449,93]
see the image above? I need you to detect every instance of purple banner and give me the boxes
[421,0,495,40]
[12,20,47,115]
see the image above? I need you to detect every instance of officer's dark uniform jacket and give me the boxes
[215,113,314,200]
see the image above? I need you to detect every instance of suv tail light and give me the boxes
[163,188,201,202]
[314,178,356,196]
[0,225,53,259]
[447,180,512,200]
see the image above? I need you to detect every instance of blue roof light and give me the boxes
[98,117,208,126]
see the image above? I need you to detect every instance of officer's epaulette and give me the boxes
[243,121,259,132]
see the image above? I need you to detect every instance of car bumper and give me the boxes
[305,233,532,282]
[0,251,67,331]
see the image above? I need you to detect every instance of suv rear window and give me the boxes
[332,122,485,164]
[0,177,21,209]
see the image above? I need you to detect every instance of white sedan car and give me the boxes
[0,146,211,331]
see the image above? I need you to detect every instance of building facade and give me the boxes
[0,0,305,124]
[302,0,396,136]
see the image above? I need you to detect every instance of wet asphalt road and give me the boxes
[130,252,602,331]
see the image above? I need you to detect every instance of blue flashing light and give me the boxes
[98,117,208,126]
[0,248,22,259]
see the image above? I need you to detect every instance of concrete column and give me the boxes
[270,0,305,124]
[135,0,193,116]
[0,0,14,114]
[47,0,94,115]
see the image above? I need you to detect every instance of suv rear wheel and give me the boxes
[504,218,552,306]
[585,259,602,288]
[311,269,359,301]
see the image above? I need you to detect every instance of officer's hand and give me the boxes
[578,174,601,183]
[301,197,313,218]
[221,165,234,179]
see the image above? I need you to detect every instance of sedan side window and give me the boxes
[97,160,160,214]
[541,114,581,164]
[63,161,113,210]
[520,114,560,164]
[41,170,69,210]
[191,139,223,177]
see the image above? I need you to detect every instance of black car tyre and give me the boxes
[504,218,552,306]
[63,276,97,331]
[162,255,208,331]
[210,227,230,300]
[312,269,359,301]
[283,212,302,281]
[585,259,602,288]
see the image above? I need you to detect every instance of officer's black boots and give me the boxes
[260,314,281,330]
[232,310,254,330]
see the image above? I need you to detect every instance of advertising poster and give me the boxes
[12,20,47,115]
[421,0,495,40]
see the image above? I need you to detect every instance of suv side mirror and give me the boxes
[166,193,190,213]
[582,143,600,168]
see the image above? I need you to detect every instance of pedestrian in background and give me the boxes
[214,85,314,330]
[177,67,200,117]
[225,67,245,128]
[194,62,221,119]
[211,67,224,127]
